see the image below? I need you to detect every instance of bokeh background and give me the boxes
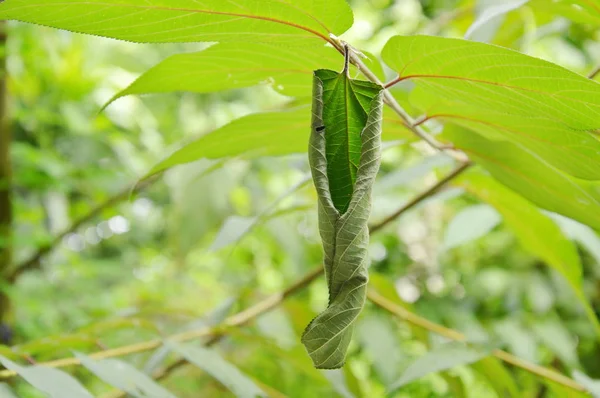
[2,0,600,396]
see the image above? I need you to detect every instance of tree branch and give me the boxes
[366,289,587,393]
[1,159,586,395]
[588,64,600,80]
[0,266,323,380]
[340,47,467,161]
[369,161,472,235]
[8,177,157,282]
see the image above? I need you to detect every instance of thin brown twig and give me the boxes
[8,177,157,282]
[588,64,600,80]
[369,161,472,234]
[63,163,473,397]
[338,45,466,160]
[366,290,587,393]
[0,267,323,380]
[3,162,588,395]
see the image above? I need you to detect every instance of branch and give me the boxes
[369,161,472,235]
[588,64,600,80]
[9,177,158,282]
[341,48,467,162]
[0,266,323,380]
[366,289,587,393]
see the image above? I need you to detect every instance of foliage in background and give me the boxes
[0,0,597,397]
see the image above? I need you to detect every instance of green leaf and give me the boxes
[151,104,310,175]
[445,127,600,231]
[381,35,600,182]
[167,342,266,398]
[0,0,352,45]
[75,352,178,398]
[458,172,600,335]
[387,342,491,393]
[109,42,349,104]
[0,356,93,398]
[314,68,382,213]
[302,68,383,369]
[442,204,502,250]
[149,102,409,176]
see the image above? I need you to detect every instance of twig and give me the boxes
[0,267,323,380]
[366,289,587,393]
[94,164,476,398]
[369,161,472,234]
[588,64,600,80]
[340,47,465,159]
[3,159,586,396]
[8,177,157,282]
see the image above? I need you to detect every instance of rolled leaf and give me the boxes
[302,65,383,369]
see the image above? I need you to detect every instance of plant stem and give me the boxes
[367,290,587,393]
[0,267,323,380]
[369,162,472,234]
[588,64,600,80]
[9,176,157,282]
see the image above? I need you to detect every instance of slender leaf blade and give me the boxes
[75,353,178,398]
[148,104,409,176]
[167,342,266,398]
[388,342,491,392]
[0,356,93,398]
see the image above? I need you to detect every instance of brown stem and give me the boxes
[369,161,472,234]
[367,290,587,393]
[588,64,600,80]
[9,177,157,282]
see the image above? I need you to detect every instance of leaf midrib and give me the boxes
[5,1,335,44]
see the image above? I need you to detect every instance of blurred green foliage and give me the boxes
[0,0,599,397]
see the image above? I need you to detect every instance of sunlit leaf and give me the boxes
[0,356,93,398]
[459,172,600,335]
[167,342,266,398]
[382,35,600,181]
[443,204,502,250]
[551,214,600,266]
[0,0,353,45]
[445,127,600,231]
[388,342,491,392]
[149,101,409,178]
[109,42,348,104]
